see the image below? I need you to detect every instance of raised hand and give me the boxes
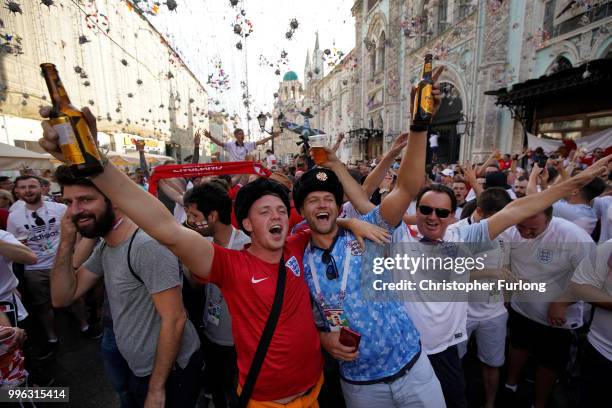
[194,129,201,145]
[409,66,445,121]
[38,106,98,162]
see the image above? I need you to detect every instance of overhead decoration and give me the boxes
[40,0,54,7]
[84,1,110,35]
[207,60,230,92]
[127,0,159,15]
[0,33,23,56]
[232,12,253,38]
[5,1,22,14]
[78,35,90,45]
[285,18,299,40]
[399,15,430,38]
[235,41,242,50]
[322,46,345,67]
[229,0,238,7]
[165,0,177,11]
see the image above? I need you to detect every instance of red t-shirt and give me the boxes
[200,233,322,401]
[0,208,8,231]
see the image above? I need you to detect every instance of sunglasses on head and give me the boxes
[322,250,339,280]
[418,205,452,219]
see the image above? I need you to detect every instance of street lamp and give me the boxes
[456,116,468,135]
[257,112,285,153]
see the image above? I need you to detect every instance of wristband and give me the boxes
[410,124,428,132]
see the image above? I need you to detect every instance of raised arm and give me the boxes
[0,237,37,265]
[255,130,281,147]
[159,179,186,206]
[135,140,150,179]
[462,161,483,198]
[192,130,201,164]
[476,148,499,177]
[39,107,215,281]
[362,133,407,198]
[526,163,543,195]
[380,66,445,226]
[203,129,224,147]
[487,155,612,240]
[314,147,375,215]
[331,133,345,153]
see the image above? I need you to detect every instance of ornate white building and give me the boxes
[302,0,612,163]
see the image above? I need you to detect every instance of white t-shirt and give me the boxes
[222,141,256,162]
[507,217,593,328]
[8,200,24,213]
[399,220,492,354]
[448,218,510,321]
[266,154,278,170]
[6,201,66,271]
[553,199,597,235]
[593,196,612,243]
[571,240,612,361]
[0,230,28,321]
[429,134,439,148]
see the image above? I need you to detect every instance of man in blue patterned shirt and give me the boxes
[294,167,445,407]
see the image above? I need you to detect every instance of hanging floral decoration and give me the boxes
[40,0,54,7]
[0,32,23,56]
[285,18,299,40]
[126,0,159,15]
[207,60,230,92]
[83,1,110,35]
[5,1,22,14]
[322,46,345,67]
[232,12,253,38]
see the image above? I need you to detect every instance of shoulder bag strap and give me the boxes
[127,228,144,284]
[238,255,287,407]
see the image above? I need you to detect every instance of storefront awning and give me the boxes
[486,58,612,108]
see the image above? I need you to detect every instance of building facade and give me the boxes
[0,1,209,162]
[303,0,611,163]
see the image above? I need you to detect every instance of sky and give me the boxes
[146,0,355,136]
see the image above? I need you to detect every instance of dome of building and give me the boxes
[283,71,298,81]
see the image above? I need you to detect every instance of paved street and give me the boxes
[23,311,118,408]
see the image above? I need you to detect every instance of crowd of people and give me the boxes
[0,71,611,408]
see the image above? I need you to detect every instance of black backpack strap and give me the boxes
[238,255,287,407]
[127,228,144,284]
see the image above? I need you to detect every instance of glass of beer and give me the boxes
[309,135,329,165]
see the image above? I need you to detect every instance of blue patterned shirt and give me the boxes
[303,206,421,382]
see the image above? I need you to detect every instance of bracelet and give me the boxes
[410,124,428,132]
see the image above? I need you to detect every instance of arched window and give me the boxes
[437,0,448,34]
[419,7,430,48]
[550,56,572,74]
[291,86,296,99]
[369,41,377,78]
[378,32,386,72]
[377,113,383,130]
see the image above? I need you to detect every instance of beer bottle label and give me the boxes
[420,84,434,114]
[54,122,85,165]
[72,116,102,160]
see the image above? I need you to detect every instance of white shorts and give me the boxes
[458,312,507,367]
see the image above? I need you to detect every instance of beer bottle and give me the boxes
[412,54,434,127]
[40,63,103,176]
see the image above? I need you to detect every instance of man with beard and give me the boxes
[513,176,528,198]
[183,181,250,408]
[50,165,202,408]
[39,106,389,406]
[7,175,94,360]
